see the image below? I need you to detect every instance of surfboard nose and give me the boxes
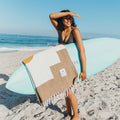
[6,64,36,95]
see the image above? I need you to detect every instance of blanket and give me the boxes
[23,45,78,104]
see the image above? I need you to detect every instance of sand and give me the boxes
[0,51,120,120]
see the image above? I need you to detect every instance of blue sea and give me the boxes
[0,33,88,53]
[0,34,59,53]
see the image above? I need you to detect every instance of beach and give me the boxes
[0,51,120,120]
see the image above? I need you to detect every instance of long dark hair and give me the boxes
[57,10,77,31]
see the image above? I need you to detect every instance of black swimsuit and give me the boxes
[58,30,76,44]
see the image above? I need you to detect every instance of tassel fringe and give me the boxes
[39,82,79,107]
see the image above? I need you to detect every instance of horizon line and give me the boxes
[0,32,120,39]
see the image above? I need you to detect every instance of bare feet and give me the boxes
[71,115,79,120]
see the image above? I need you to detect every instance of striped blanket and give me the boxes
[23,45,78,104]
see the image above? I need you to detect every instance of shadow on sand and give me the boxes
[0,73,66,116]
[0,73,37,109]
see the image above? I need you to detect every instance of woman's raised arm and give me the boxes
[49,12,82,31]
[49,12,71,31]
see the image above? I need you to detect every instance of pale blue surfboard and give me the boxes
[6,38,120,95]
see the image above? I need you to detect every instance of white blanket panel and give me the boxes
[26,45,65,87]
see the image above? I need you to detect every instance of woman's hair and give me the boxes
[57,10,77,31]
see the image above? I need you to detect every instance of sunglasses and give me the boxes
[63,16,73,20]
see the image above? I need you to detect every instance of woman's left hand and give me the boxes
[79,72,86,81]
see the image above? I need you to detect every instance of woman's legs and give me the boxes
[65,89,79,120]
[65,96,72,116]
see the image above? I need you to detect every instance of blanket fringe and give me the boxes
[39,82,79,107]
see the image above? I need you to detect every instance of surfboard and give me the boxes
[6,38,120,95]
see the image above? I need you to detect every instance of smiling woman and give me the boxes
[56,10,77,32]
[56,10,78,44]
[49,10,86,120]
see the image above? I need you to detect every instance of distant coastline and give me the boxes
[81,32,120,39]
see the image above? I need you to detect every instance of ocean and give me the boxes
[0,33,88,53]
[0,34,59,53]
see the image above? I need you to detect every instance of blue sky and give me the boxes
[0,0,120,37]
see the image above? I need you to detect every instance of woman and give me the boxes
[49,10,86,120]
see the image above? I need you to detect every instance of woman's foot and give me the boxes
[71,114,79,120]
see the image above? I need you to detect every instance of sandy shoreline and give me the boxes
[0,51,120,120]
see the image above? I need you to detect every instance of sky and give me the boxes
[0,0,120,37]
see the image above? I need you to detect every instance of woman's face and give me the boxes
[62,15,73,27]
